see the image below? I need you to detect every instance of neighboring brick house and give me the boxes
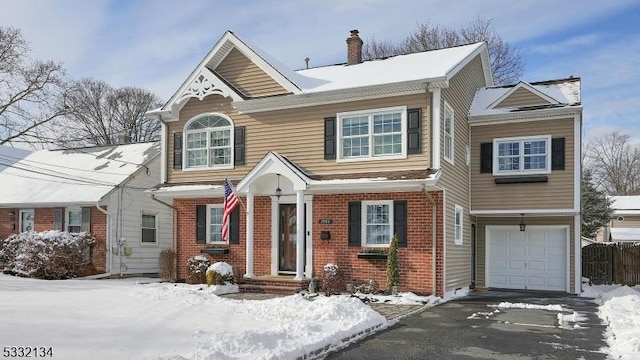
[147,30,582,295]
[0,142,172,276]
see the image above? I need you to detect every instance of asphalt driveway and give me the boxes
[326,290,608,359]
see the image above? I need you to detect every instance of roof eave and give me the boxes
[469,105,582,125]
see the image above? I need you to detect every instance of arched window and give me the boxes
[184,114,233,168]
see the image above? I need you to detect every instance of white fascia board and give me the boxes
[468,107,582,126]
[0,201,100,208]
[308,177,439,194]
[233,80,428,114]
[145,186,224,199]
[471,209,578,216]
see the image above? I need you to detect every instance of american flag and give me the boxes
[222,178,239,241]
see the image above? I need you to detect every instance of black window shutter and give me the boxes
[324,117,336,160]
[53,208,63,231]
[348,201,361,247]
[234,126,246,166]
[196,205,206,244]
[394,200,408,248]
[229,207,240,245]
[480,142,493,173]
[173,132,183,170]
[407,108,422,154]
[81,207,91,232]
[551,137,565,170]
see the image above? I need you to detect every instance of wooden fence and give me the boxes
[582,243,640,285]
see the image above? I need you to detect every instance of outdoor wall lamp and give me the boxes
[519,213,526,232]
[275,174,282,199]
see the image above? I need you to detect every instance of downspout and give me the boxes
[423,187,438,296]
[95,202,112,277]
[151,194,177,281]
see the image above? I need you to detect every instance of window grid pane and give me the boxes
[497,139,548,173]
[365,204,391,245]
[209,207,224,243]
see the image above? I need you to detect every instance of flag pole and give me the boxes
[226,178,247,212]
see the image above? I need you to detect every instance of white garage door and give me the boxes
[486,226,568,292]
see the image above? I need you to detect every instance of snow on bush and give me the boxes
[321,263,343,296]
[186,255,210,284]
[0,230,96,279]
[206,262,235,286]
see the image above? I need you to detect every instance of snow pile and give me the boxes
[587,284,640,359]
[209,261,233,276]
[0,274,386,360]
[489,302,568,312]
[205,261,238,295]
[349,291,441,306]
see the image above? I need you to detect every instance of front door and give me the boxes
[279,204,305,273]
[19,209,34,232]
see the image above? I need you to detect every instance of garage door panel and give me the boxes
[487,226,567,292]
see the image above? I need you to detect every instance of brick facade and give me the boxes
[174,190,445,296]
[0,206,107,275]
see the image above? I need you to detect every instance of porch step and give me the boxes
[239,276,310,295]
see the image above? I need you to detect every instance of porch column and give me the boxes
[244,190,255,278]
[295,190,305,280]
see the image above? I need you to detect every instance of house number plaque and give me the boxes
[319,219,332,224]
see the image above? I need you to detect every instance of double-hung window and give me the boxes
[494,135,551,175]
[362,200,394,247]
[141,212,157,243]
[206,204,225,244]
[338,107,407,160]
[443,102,454,164]
[185,114,233,169]
[67,208,82,233]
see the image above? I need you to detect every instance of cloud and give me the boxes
[528,34,602,55]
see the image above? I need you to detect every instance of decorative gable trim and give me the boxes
[176,69,242,105]
[489,81,560,110]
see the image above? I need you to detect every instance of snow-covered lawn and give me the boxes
[0,274,436,360]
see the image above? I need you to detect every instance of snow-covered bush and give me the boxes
[0,230,96,279]
[320,263,344,296]
[206,261,235,286]
[186,255,210,284]
[158,249,176,282]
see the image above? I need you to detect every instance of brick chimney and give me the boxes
[346,29,363,65]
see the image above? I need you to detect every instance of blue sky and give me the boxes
[2,0,639,143]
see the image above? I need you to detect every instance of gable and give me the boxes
[213,48,289,98]
[494,87,552,108]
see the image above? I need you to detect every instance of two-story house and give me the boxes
[148,30,582,295]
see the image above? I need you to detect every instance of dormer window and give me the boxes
[184,114,234,169]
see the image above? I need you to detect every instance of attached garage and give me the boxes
[486,225,569,292]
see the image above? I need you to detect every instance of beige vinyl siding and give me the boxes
[612,215,640,228]
[495,87,551,108]
[214,48,288,98]
[167,93,431,183]
[439,56,488,292]
[470,118,575,211]
[475,216,575,291]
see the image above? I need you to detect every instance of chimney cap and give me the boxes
[350,29,359,36]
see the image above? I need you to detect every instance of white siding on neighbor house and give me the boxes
[104,156,172,275]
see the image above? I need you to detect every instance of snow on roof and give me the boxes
[610,228,640,241]
[295,43,486,93]
[469,78,581,117]
[0,145,32,173]
[0,142,160,206]
[610,196,640,211]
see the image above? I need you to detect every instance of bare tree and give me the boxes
[362,18,524,86]
[584,131,640,195]
[52,78,162,147]
[0,27,69,147]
